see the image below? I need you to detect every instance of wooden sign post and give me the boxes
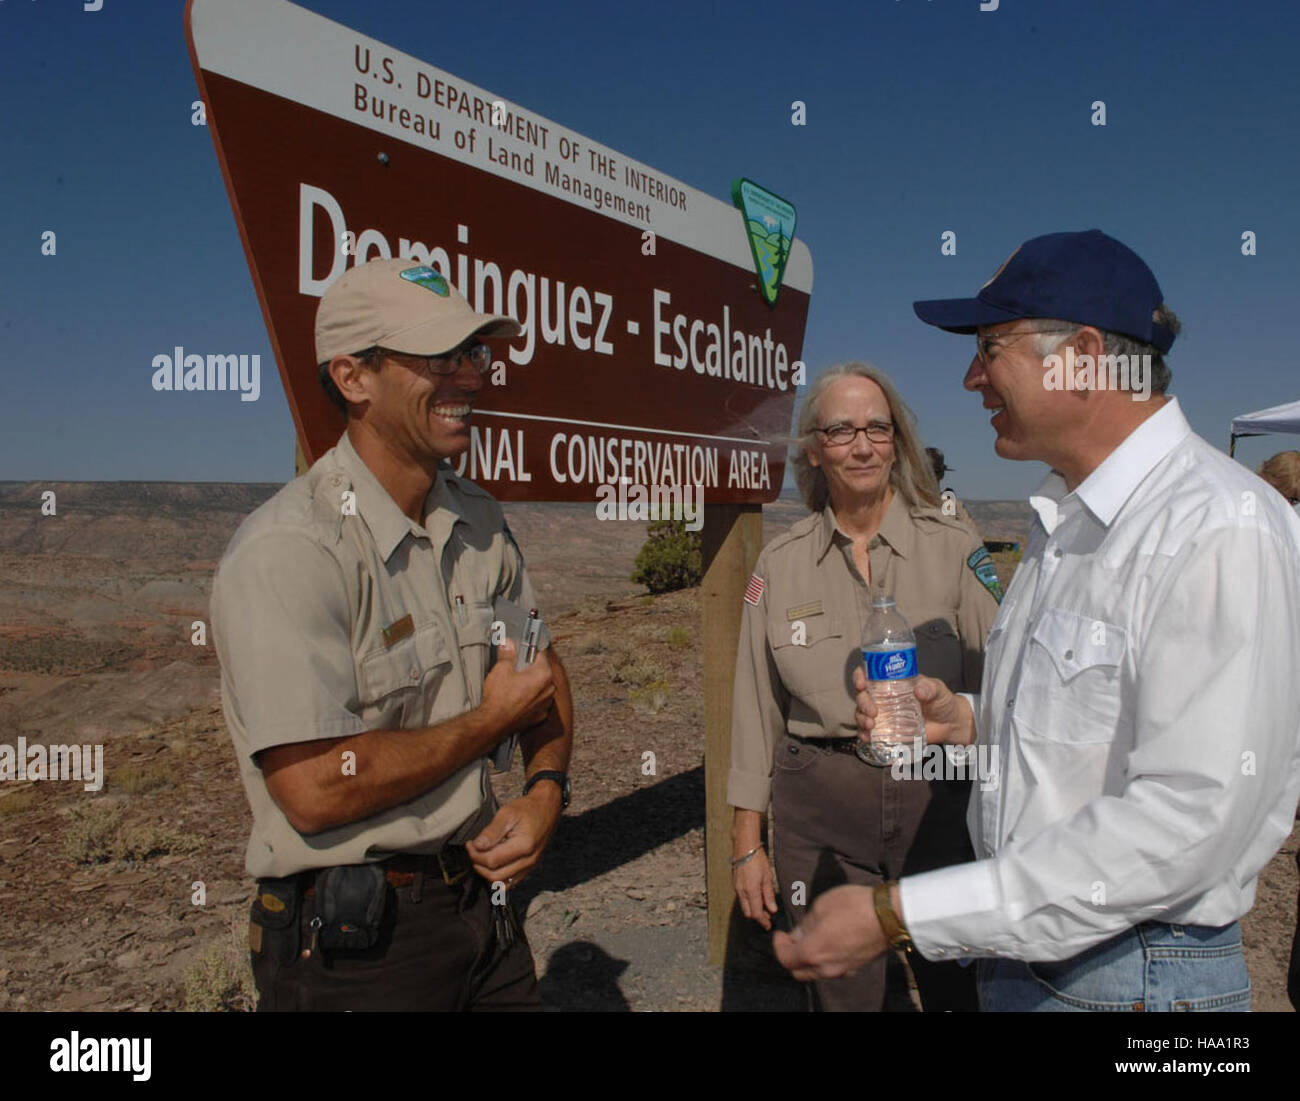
[702,504,763,965]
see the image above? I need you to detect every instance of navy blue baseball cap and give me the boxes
[913,229,1176,353]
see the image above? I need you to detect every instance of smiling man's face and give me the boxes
[964,321,1077,464]
[363,343,486,465]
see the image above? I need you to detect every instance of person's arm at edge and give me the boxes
[899,524,1300,963]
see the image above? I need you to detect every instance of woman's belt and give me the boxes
[787,731,882,766]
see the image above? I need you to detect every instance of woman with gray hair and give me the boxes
[726,362,1000,1012]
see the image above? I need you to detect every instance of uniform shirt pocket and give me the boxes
[453,600,495,705]
[769,613,848,701]
[358,624,452,728]
[1019,608,1127,743]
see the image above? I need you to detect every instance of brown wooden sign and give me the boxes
[186,0,812,502]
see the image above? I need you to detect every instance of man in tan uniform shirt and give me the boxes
[729,489,1001,1009]
[212,258,573,1011]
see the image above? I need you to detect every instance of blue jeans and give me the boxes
[977,921,1251,1012]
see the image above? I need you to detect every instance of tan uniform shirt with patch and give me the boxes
[727,492,1001,813]
[211,431,546,879]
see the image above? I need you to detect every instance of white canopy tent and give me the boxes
[1229,399,1300,457]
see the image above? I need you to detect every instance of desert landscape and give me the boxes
[0,481,1293,1012]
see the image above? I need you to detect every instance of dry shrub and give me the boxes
[61,802,203,863]
[608,651,665,688]
[183,913,255,1012]
[628,680,671,715]
[115,824,204,862]
[0,791,35,817]
[61,801,123,863]
[110,762,171,795]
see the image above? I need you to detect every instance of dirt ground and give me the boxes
[0,489,1295,1012]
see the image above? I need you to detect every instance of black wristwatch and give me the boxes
[523,770,570,809]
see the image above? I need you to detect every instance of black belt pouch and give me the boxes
[314,863,388,952]
[251,876,301,967]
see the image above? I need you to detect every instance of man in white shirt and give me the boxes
[773,229,1300,1011]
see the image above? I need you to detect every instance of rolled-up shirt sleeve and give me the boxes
[902,524,1300,962]
[211,532,367,758]
[727,555,790,813]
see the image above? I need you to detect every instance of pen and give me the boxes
[522,608,541,665]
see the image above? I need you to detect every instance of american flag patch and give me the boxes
[744,574,766,606]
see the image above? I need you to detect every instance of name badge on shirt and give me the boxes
[786,600,824,621]
[382,613,414,647]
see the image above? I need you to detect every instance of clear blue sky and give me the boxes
[2,0,1297,500]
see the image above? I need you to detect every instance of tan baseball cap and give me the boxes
[314,258,522,364]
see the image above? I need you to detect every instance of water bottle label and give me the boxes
[863,646,918,680]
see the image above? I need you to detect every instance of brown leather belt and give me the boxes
[302,847,472,895]
[787,732,883,766]
[788,733,861,755]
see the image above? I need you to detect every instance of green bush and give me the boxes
[631,519,702,595]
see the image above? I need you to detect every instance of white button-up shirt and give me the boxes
[900,398,1300,962]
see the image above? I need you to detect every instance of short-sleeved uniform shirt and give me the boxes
[211,431,546,879]
[727,491,1002,813]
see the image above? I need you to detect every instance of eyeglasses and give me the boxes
[363,343,493,376]
[815,421,896,447]
[975,326,1078,368]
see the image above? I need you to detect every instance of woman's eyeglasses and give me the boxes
[815,421,895,446]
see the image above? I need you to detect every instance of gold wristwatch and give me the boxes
[873,881,913,951]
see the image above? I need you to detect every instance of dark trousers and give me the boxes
[250,859,541,1012]
[771,733,979,1012]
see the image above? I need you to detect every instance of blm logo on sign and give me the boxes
[731,178,797,307]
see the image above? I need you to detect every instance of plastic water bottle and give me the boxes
[861,595,924,764]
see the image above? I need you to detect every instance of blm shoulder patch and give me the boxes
[967,546,1003,604]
